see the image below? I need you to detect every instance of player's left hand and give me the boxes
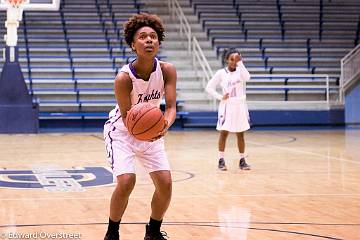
[148,119,169,142]
[234,53,242,63]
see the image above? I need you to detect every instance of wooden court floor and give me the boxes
[0,128,359,240]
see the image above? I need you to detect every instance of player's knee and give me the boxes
[236,132,244,140]
[158,179,172,197]
[220,131,229,138]
[116,174,136,195]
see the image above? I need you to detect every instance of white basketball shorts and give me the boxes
[104,122,170,182]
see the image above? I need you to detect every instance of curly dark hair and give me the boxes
[222,48,241,66]
[123,13,165,47]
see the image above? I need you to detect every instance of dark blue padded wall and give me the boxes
[345,80,360,124]
[0,47,39,133]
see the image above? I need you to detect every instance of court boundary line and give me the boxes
[247,140,360,165]
[0,221,351,240]
[0,192,360,201]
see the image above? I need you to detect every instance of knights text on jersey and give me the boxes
[107,58,165,129]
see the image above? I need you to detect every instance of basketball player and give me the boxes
[206,48,251,171]
[103,13,177,240]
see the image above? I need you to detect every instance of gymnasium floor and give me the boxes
[0,128,359,239]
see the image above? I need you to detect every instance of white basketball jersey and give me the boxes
[107,58,164,130]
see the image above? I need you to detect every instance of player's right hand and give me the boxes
[222,93,229,100]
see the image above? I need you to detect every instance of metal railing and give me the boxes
[168,0,191,54]
[168,0,339,110]
[248,74,333,104]
[340,44,360,100]
[192,36,215,109]
[192,37,213,86]
[168,0,215,107]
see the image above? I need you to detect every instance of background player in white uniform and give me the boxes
[206,48,251,171]
[103,13,177,240]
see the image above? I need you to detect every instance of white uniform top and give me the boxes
[104,58,170,178]
[206,61,250,101]
[206,61,251,132]
[107,58,164,131]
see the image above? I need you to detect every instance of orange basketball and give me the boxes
[126,102,165,141]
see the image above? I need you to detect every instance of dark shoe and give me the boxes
[104,230,119,240]
[218,158,227,171]
[144,224,169,240]
[239,158,251,170]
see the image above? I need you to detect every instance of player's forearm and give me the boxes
[206,87,223,100]
[164,106,177,128]
[237,61,251,81]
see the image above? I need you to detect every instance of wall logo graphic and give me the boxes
[0,167,114,192]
